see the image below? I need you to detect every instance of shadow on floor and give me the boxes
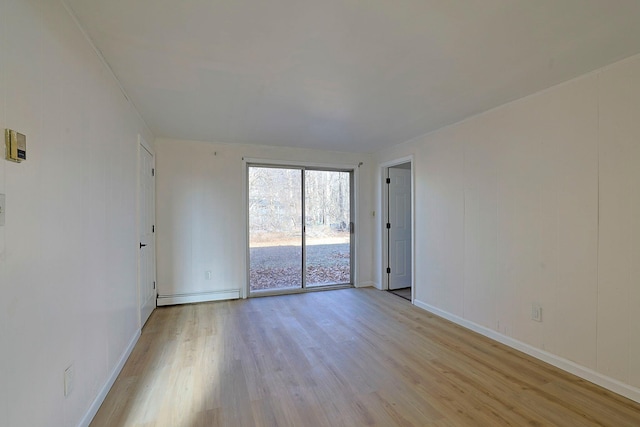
[388,287,411,301]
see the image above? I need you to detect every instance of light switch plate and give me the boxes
[0,193,5,226]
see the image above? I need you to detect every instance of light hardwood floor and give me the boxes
[91,288,640,426]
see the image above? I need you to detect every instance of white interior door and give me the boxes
[388,166,412,290]
[138,142,156,326]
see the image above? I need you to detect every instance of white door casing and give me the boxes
[388,167,412,290]
[138,141,156,327]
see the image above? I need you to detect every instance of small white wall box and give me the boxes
[5,129,26,162]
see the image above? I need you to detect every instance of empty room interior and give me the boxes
[3,0,640,426]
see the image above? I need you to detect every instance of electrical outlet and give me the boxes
[64,364,75,397]
[531,303,542,322]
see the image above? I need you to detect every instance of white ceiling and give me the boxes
[65,0,640,153]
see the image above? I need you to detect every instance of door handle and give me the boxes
[140,242,147,248]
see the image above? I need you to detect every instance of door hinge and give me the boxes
[386,223,391,229]
[386,178,391,184]
[349,222,354,233]
[152,168,155,176]
[152,225,155,233]
[387,267,391,274]
[153,281,156,289]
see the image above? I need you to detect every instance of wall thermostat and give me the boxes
[5,129,26,162]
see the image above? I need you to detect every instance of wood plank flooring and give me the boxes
[90,288,640,426]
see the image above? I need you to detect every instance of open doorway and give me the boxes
[382,159,413,301]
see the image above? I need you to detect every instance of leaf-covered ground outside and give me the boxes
[250,243,350,291]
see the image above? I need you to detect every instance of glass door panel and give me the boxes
[249,167,302,292]
[304,170,351,287]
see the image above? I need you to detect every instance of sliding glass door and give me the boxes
[304,170,351,287]
[248,165,352,294]
[248,167,303,291]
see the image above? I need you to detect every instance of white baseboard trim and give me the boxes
[355,281,376,288]
[78,329,141,427]
[357,281,382,290]
[413,299,640,404]
[157,289,240,306]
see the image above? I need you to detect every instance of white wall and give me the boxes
[0,1,153,426]
[155,138,374,301]
[374,54,640,401]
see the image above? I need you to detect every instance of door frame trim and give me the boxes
[380,155,415,301]
[243,157,359,298]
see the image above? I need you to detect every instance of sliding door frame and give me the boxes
[243,158,358,298]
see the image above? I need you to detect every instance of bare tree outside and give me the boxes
[249,166,351,291]
[249,167,303,242]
